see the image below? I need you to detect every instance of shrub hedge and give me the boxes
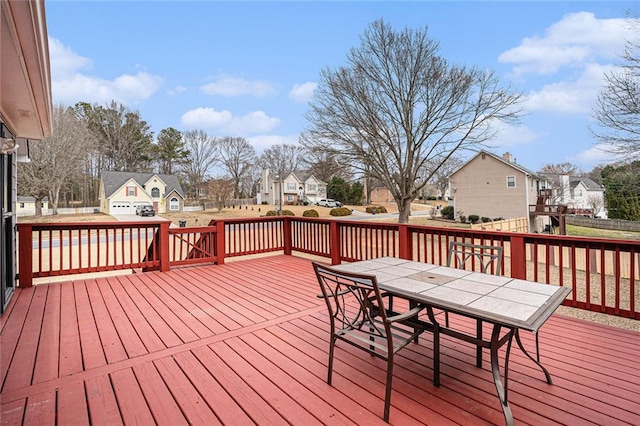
[302,209,319,217]
[330,207,352,216]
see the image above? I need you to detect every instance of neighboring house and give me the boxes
[449,151,549,232]
[560,175,607,218]
[99,171,185,215]
[16,196,49,216]
[256,169,327,206]
[370,184,395,204]
[1,0,53,314]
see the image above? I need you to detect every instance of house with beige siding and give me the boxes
[257,169,327,206]
[448,151,549,232]
[99,171,185,215]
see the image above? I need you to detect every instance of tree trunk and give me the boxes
[34,196,44,217]
[397,197,412,224]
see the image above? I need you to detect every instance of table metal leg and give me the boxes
[515,328,552,384]
[490,324,515,426]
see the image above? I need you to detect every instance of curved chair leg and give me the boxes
[383,355,394,422]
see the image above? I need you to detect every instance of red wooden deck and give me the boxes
[1,255,639,425]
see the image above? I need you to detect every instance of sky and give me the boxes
[45,1,639,173]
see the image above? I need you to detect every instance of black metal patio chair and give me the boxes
[313,262,429,422]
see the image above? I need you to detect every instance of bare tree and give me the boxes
[538,162,585,204]
[206,178,235,212]
[181,130,218,199]
[77,100,154,172]
[258,143,306,211]
[299,133,352,183]
[591,16,640,160]
[587,194,605,217]
[427,155,464,200]
[18,104,94,215]
[217,136,257,198]
[303,19,522,223]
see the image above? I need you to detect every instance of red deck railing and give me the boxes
[17,216,640,319]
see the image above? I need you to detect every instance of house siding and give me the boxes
[450,154,531,220]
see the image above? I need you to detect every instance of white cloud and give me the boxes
[491,122,540,147]
[201,76,277,97]
[248,134,300,153]
[289,82,317,103]
[574,143,626,167]
[499,12,631,76]
[168,86,187,96]
[526,63,613,114]
[180,107,281,135]
[49,37,163,105]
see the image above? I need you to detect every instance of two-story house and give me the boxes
[257,169,327,206]
[99,171,185,215]
[560,175,606,218]
[449,151,549,232]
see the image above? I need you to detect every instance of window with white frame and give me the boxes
[287,182,296,191]
[127,186,135,196]
[151,187,160,197]
[506,176,516,188]
[170,197,179,211]
[287,195,294,202]
[307,183,316,192]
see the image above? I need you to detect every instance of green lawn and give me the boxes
[566,224,640,241]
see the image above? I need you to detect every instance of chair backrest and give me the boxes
[446,241,503,275]
[313,262,391,338]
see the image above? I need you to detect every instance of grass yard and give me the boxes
[566,224,640,241]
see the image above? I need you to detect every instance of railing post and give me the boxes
[283,217,292,256]
[398,224,412,260]
[330,220,341,265]
[17,223,33,288]
[510,234,527,279]
[216,220,225,265]
[159,221,170,272]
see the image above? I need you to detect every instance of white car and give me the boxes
[318,198,337,207]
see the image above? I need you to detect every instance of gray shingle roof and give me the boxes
[570,177,603,190]
[101,171,184,199]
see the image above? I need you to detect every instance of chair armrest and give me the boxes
[387,304,425,323]
[316,289,351,299]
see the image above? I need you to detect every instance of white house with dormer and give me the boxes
[257,169,327,206]
[99,171,185,215]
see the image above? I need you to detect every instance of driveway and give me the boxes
[111,214,171,222]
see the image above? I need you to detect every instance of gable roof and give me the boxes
[570,177,603,191]
[101,171,184,199]
[450,151,542,179]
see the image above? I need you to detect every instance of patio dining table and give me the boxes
[332,257,572,426]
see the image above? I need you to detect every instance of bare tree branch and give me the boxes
[303,19,522,222]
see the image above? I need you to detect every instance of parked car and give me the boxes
[136,204,152,215]
[318,198,337,207]
[137,205,156,217]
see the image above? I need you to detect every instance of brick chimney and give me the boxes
[503,152,514,163]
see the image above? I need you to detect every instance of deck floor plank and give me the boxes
[132,361,187,424]
[1,288,34,391]
[72,280,107,372]
[22,390,55,425]
[110,368,155,425]
[83,278,129,365]
[191,344,289,425]
[2,255,640,426]
[172,350,254,425]
[85,374,122,425]
[153,356,222,425]
[30,284,60,384]
[148,269,247,333]
[95,277,148,358]
[56,380,89,425]
[2,285,48,392]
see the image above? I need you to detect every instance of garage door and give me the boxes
[110,201,132,215]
